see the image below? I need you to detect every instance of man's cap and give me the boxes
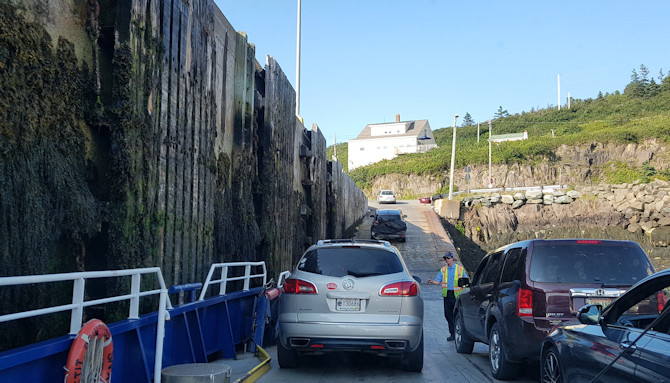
[443,252,454,260]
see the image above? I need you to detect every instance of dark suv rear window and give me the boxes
[298,247,403,277]
[377,213,402,222]
[529,242,654,284]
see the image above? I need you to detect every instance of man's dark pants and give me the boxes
[443,291,456,336]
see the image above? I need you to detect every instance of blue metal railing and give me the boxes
[0,262,281,383]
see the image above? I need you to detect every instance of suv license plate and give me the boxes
[587,297,612,307]
[336,298,360,311]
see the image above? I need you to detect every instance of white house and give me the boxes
[347,115,438,171]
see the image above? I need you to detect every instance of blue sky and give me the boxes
[215,0,670,147]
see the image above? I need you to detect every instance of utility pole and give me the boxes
[295,0,302,118]
[557,73,561,111]
[477,122,480,143]
[448,115,458,200]
[333,133,337,158]
[488,120,492,188]
[568,92,571,109]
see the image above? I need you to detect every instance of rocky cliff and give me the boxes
[452,180,670,271]
[369,139,670,198]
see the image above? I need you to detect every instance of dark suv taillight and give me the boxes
[380,281,418,296]
[517,288,533,316]
[283,278,317,294]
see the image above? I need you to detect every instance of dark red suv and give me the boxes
[453,239,655,380]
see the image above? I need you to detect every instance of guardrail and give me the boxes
[277,271,291,288]
[0,262,283,383]
[0,267,172,382]
[199,261,267,300]
[461,184,567,194]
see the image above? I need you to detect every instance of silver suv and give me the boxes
[276,239,424,371]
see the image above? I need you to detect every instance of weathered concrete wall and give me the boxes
[330,158,368,238]
[0,0,367,345]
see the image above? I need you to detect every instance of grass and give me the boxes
[335,88,670,190]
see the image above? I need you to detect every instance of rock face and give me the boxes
[580,180,670,236]
[462,199,625,244]
[444,180,670,272]
[367,138,669,199]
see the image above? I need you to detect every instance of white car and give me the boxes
[378,190,396,204]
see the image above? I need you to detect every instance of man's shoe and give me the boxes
[447,335,455,341]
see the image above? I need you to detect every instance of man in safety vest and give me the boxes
[427,251,467,341]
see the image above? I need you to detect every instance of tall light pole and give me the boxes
[448,114,458,200]
[488,120,492,188]
[295,0,302,118]
[557,73,561,111]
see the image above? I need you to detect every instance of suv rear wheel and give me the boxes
[277,339,298,368]
[402,332,424,372]
[489,323,518,380]
[455,311,474,354]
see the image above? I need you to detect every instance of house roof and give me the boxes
[352,120,431,140]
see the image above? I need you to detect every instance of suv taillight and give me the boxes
[517,288,533,316]
[283,278,317,294]
[380,281,418,296]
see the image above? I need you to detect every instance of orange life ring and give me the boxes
[64,319,113,383]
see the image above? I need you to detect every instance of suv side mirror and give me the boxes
[413,275,422,283]
[576,304,602,325]
[458,277,470,287]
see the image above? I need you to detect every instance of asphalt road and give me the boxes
[246,200,539,382]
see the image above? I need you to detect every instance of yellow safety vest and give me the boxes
[441,264,464,298]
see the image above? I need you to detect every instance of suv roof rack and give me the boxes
[316,239,391,247]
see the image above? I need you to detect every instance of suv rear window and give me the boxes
[298,247,403,277]
[377,213,402,222]
[529,242,654,284]
[381,191,394,195]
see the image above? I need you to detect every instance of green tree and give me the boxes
[494,106,509,119]
[648,78,660,97]
[662,75,670,93]
[625,68,645,98]
[640,64,650,84]
[461,112,475,127]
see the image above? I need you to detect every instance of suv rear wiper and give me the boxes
[600,283,630,288]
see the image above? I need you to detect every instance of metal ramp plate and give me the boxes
[161,363,232,383]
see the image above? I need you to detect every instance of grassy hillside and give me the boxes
[341,82,670,190]
[326,142,348,172]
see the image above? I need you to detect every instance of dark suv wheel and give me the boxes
[541,345,563,383]
[455,311,474,354]
[489,323,518,380]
